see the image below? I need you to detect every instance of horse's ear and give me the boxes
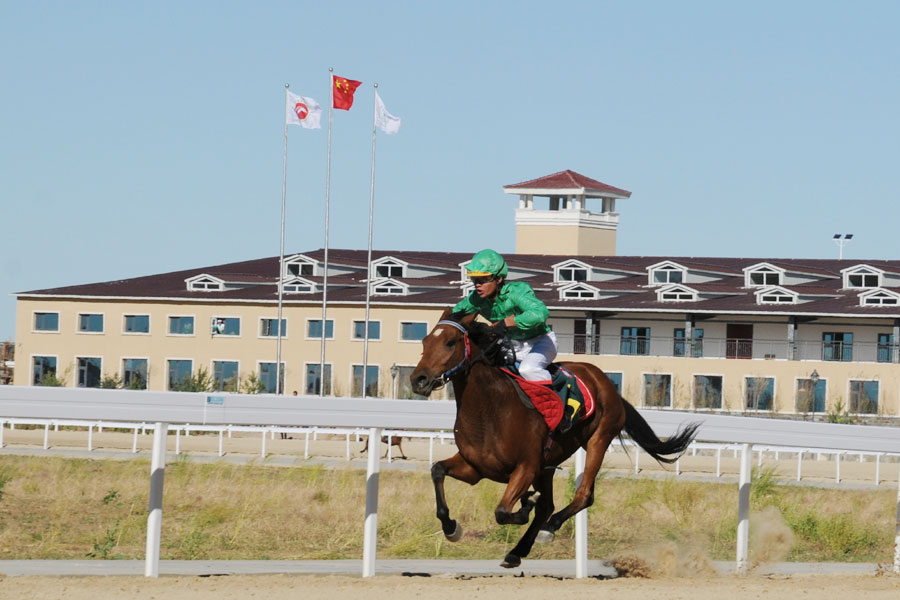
[459,312,478,327]
[438,308,453,321]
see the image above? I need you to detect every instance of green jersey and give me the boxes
[452,281,550,341]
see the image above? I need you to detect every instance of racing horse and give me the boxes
[410,309,700,568]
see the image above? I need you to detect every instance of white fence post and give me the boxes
[144,422,168,578]
[363,427,382,577]
[894,462,900,574]
[574,447,587,579]
[736,443,752,574]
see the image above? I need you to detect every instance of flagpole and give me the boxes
[362,83,379,399]
[276,83,290,396]
[319,68,334,397]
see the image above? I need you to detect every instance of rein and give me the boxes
[435,319,473,387]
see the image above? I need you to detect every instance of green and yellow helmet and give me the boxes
[465,249,508,279]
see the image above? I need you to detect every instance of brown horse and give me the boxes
[410,309,700,568]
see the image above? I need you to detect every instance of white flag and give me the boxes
[285,90,322,129]
[374,90,401,135]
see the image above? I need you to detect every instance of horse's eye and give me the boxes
[446,339,456,348]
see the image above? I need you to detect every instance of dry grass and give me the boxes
[0,455,894,563]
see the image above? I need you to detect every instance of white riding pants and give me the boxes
[512,331,558,382]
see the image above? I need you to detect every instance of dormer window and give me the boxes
[744,264,784,287]
[658,284,697,302]
[559,283,599,300]
[648,262,686,285]
[756,286,797,304]
[859,289,900,306]
[372,257,407,279]
[284,255,317,278]
[372,279,407,296]
[553,260,590,283]
[281,277,315,294]
[185,275,224,292]
[842,265,883,289]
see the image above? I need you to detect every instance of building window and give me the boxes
[188,278,223,291]
[77,357,102,388]
[259,362,284,394]
[352,365,379,397]
[212,361,239,391]
[862,291,899,306]
[620,327,650,355]
[877,333,894,363]
[606,372,622,393]
[305,363,333,395]
[167,360,193,391]
[394,365,428,400]
[211,317,240,336]
[306,319,333,339]
[286,261,314,276]
[122,358,148,390]
[352,320,381,340]
[748,268,781,286]
[693,375,722,409]
[372,281,406,295]
[78,313,104,333]
[643,374,671,407]
[745,377,774,411]
[796,378,826,413]
[660,288,696,302]
[34,312,59,332]
[673,328,703,357]
[400,322,428,341]
[124,315,150,334]
[561,286,597,300]
[822,332,852,362]
[260,318,287,337]
[32,356,57,386]
[283,282,313,294]
[168,316,194,335]
[847,270,880,288]
[651,265,684,284]
[848,380,879,414]
[758,290,796,304]
[375,262,404,278]
[558,266,588,282]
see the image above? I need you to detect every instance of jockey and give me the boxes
[453,249,581,434]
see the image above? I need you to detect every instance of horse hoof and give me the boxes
[500,553,521,568]
[445,522,463,542]
[535,529,555,544]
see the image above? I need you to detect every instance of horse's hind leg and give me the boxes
[537,431,615,543]
[501,467,555,569]
[432,453,481,541]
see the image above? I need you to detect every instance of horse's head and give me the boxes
[410,309,476,397]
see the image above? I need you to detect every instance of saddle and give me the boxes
[499,364,595,432]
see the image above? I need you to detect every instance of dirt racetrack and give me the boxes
[1,572,899,600]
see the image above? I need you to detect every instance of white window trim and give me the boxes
[371,278,408,296]
[283,254,318,278]
[75,312,106,335]
[120,356,151,385]
[399,320,429,343]
[743,262,786,288]
[122,313,151,336]
[256,360,286,393]
[646,261,687,286]
[30,353,61,387]
[74,355,104,388]
[257,317,289,340]
[657,284,698,303]
[792,374,828,415]
[558,282,600,300]
[743,375,776,412]
[460,282,474,297]
[841,264,884,289]
[754,286,798,305]
[350,363,381,396]
[166,314,196,337]
[210,316,242,337]
[371,256,409,279]
[691,373,725,411]
[552,259,592,284]
[184,274,225,292]
[31,310,60,334]
[304,361,334,396]
[165,357,194,390]
[303,318,333,341]
[351,319,382,342]
[858,288,900,306]
[640,372,674,409]
[846,378,880,415]
[281,276,316,294]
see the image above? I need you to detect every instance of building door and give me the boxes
[726,324,753,359]
[574,319,587,354]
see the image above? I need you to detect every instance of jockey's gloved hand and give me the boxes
[491,320,508,336]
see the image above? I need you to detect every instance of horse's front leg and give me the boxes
[504,467,555,568]
[432,452,481,541]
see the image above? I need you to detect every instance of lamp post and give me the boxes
[805,370,820,416]
[390,363,399,399]
[833,234,853,260]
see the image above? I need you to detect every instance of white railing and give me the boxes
[0,385,898,577]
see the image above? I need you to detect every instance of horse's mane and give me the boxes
[447,310,511,367]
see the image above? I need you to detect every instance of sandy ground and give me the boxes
[1,572,899,600]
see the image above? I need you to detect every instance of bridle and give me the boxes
[433,319,472,388]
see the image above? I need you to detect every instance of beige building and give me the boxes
[12,171,900,423]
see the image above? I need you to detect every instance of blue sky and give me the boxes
[2,1,899,342]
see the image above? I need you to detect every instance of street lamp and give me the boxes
[833,234,853,260]
[390,363,399,399]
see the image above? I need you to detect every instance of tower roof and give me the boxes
[504,169,631,198]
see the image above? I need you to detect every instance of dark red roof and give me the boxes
[504,170,632,197]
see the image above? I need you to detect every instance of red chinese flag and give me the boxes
[332,75,362,110]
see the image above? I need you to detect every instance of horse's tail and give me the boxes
[622,400,700,464]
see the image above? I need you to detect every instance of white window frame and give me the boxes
[641,372,673,409]
[755,286,798,305]
[371,256,408,279]
[351,319,382,341]
[657,284,698,302]
[303,318,333,340]
[283,254,318,278]
[743,375,776,412]
[211,316,241,337]
[185,274,225,292]
[841,264,884,289]
[31,354,60,387]
[257,360,286,394]
[371,278,408,296]
[743,263,785,287]
[691,373,725,411]
[122,314,151,336]
[847,378,880,415]
[165,357,194,390]
[121,356,150,389]
[76,312,105,335]
[32,310,60,333]
[210,359,241,392]
[166,314,196,337]
[258,317,288,339]
[75,355,103,388]
[858,288,900,306]
[304,361,334,396]
[281,276,315,294]
[559,282,600,300]
[647,261,686,286]
[399,320,429,342]
[552,259,591,283]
